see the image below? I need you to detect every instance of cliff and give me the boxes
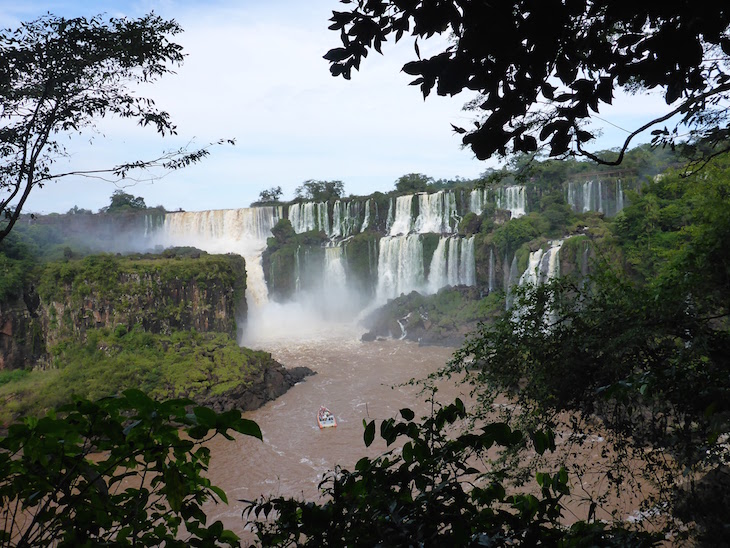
[1,250,246,370]
[0,249,313,422]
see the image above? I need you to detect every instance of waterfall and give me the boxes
[426,235,476,293]
[616,180,625,213]
[496,186,526,218]
[519,240,564,287]
[153,207,280,309]
[324,246,346,287]
[414,191,457,234]
[385,197,395,234]
[459,236,476,287]
[389,195,414,235]
[447,237,460,287]
[376,234,424,302]
[488,248,495,292]
[469,188,486,215]
[567,180,625,216]
[289,202,314,233]
[427,237,448,294]
[331,201,342,240]
[361,199,371,231]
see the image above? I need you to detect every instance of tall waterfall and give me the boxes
[361,199,371,231]
[152,207,281,308]
[289,202,330,235]
[376,234,425,302]
[414,191,457,234]
[518,240,563,287]
[427,236,475,293]
[388,195,414,236]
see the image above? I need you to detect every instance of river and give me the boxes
[202,308,468,543]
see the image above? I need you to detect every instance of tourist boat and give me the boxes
[317,406,337,429]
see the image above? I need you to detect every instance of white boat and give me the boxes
[317,405,337,429]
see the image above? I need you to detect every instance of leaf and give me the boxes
[234,418,263,440]
[400,408,415,421]
[363,419,375,447]
[193,406,217,428]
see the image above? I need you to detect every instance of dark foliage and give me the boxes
[326,2,730,165]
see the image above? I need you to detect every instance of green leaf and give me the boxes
[400,408,415,421]
[364,420,375,447]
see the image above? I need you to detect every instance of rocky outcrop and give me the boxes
[360,286,497,347]
[201,363,314,413]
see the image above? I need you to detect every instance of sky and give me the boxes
[2,0,674,214]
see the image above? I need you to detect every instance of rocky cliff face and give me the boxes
[0,252,246,370]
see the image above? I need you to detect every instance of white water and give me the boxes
[566,180,626,216]
[496,186,526,218]
[413,191,457,234]
[518,240,563,287]
[388,195,414,236]
[376,234,425,301]
[152,207,281,308]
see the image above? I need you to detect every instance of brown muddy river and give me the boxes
[203,318,466,542]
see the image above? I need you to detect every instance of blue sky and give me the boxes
[3,1,673,214]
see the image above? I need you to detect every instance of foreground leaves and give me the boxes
[0,389,261,547]
[245,399,658,547]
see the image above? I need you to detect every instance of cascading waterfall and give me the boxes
[469,188,486,215]
[426,236,476,293]
[496,186,526,218]
[152,207,281,309]
[427,237,448,294]
[385,197,395,234]
[617,180,624,212]
[388,195,414,235]
[361,199,371,232]
[514,240,563,324]
[414,191,457,234]
[376,234,425,302]
[566,180,626,216]
[488,248,495,292]
[518,241,563,287]
[447,237,460,287]
[459,236,475,287]
[324,246,346,289]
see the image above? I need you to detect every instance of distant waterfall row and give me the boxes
[145,181,613,315]
[469,186,527,218]
[566,180,625,216]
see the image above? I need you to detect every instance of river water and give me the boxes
[203,310,467,542]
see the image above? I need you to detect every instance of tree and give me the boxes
[0,389,262,546]
[101,189,147,213]
[0,13,232,244]
[325,2,730,166]
[444,159,730,541]
[395,172,433,193]
[257,185,283,204]
[294,179,345,202]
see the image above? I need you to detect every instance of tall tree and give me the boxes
[295,179,345,202]
[0,13,230,244]
[325,2,730,166]
[395,172,433,193]
[101,189,147,213]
